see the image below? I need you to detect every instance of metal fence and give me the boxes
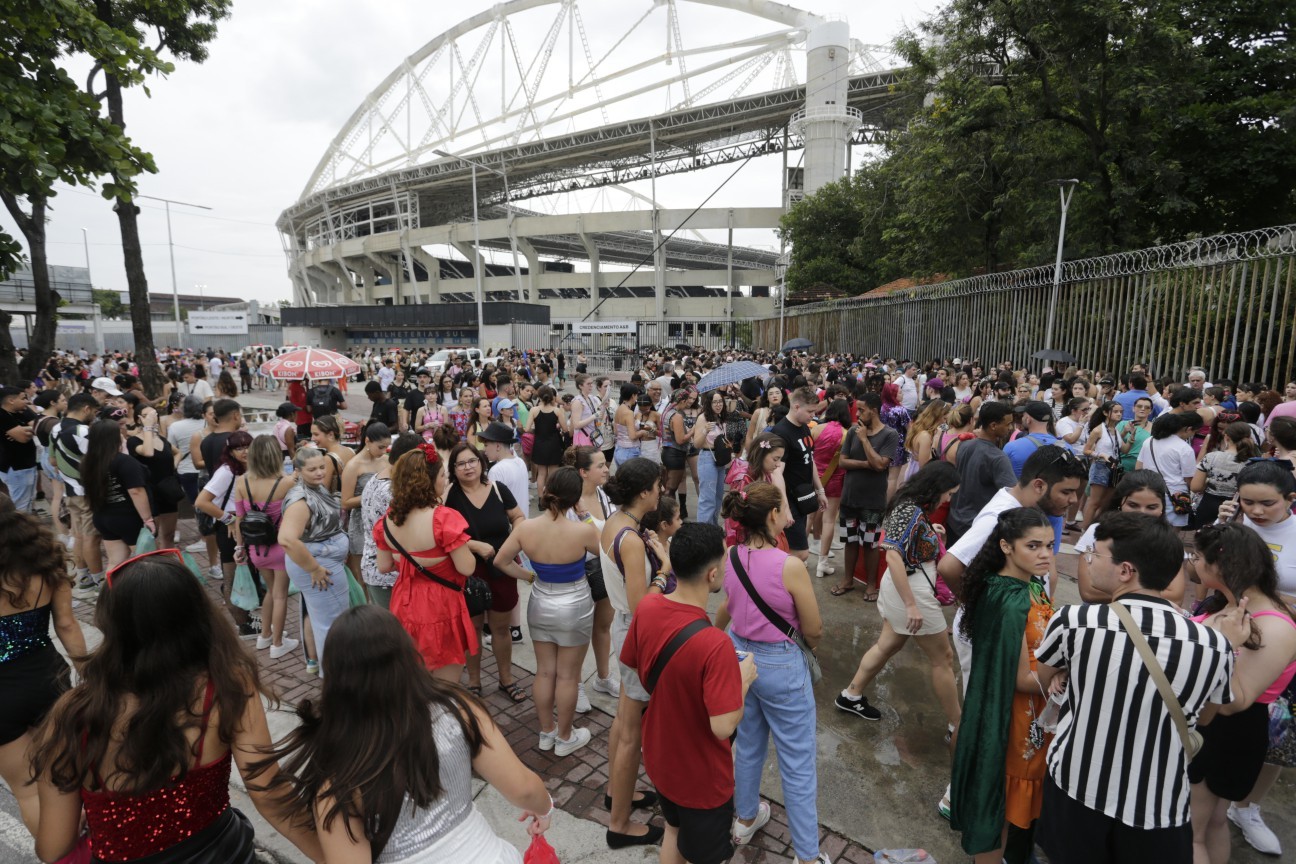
[754,225,1296,384]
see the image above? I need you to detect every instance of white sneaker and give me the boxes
[554,727,592,757]
[256,635,273,650]
[538,729,557,752]
[1228,803,1282,855]
[186,539,207,553]
[815,560,835,577]
[575,683,592,713]
[792,855,830,864]
[831,538,844,551]
[732,800,770,846]
[269,638,299,659]
[592,674,621,697]
[827,549,837,560]
[208,565,223,581]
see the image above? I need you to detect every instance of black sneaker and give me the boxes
[237,620,260,639]
[510,626,524,644]
[835,692,882,721]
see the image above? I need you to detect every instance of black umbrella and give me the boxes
[674,343,692,351]
[781,337,814,352]
[1031,349,1077,364]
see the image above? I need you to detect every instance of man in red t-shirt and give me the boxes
[620,522,757,864]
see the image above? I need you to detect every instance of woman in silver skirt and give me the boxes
[495,467,599,758]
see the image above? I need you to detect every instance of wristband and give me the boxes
[650,575,668,593]
[539,795,555,820]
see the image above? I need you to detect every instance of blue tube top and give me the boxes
[531,559,586,584]
[0,604,54,664]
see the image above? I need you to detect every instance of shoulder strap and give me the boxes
[262,476,283,509]
[1109,602,1197,752]
[940,431,961,460]
[1026,434,1045,451]
[729,547,799,641]
[645,618,711,694]
[383,518,463,594]
[610,525,638,576]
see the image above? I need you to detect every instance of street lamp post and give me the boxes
[138,194,211,350]
[1042,179,1079,355]
[433,148,522,343]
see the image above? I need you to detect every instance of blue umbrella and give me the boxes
[781,337,814,352]
[696,360,771,393]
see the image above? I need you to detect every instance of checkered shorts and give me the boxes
[839,508,885,547]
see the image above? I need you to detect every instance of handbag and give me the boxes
[1145,443,1193,515]
[790,482,820,517]
[1110,601,1203,759]
[712,434,732,468]
[728,547,821,683]
[383,517,493,617]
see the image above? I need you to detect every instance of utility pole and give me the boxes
[1042,179,1079,355]
[138,194,211,350]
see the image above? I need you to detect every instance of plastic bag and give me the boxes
[181,550,205,581]
[346,566,367,608]
[230,564,261,612]
[524,835,560,864]
[134,526,157,554]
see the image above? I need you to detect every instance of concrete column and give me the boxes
[577,222,600,314]
[91,307,105,354]
[410,248,443,303]
[726,209,735,322]
[516,237,542,303]
[450,240,483,295]
[653,210,665,320]
[800,20,854,196]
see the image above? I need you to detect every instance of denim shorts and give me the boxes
[1088,459,1113,487]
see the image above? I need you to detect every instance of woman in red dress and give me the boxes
[374,445,479,681]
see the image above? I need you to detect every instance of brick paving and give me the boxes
[67,516,880,863]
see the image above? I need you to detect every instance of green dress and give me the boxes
[949,574,1033,855]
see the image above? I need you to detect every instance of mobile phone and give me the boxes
[1229,493,1243,522]
[735,650,749,662]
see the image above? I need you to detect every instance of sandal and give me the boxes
[862,587,880,602]
[829,583,854,596]
[466,684,483,696]
[499,682,528,703]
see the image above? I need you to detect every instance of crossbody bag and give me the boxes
[1144,442,1193,514]
[728,547,822,683]
[383,516,492,617]
[644,618,712,694]
[1110,601,1203,758]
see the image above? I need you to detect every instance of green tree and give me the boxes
[85,0,231,397]
[0,0,161,385]
[93,288,127,318]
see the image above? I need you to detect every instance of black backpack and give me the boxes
[309,384,336,417]
[240,477,283,550]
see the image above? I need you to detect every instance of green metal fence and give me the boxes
[756,225,1296,384]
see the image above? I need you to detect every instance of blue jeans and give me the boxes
[696,449,725,525]
[729,633,819,861]
[1,467,38,513]
[285,533,351,675]
[613,445,641,466]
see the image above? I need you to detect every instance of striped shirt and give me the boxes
[1035,596,1233,829]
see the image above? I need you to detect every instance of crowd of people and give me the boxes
[1,340,1295,864]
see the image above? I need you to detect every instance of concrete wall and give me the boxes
[10,322,285,355]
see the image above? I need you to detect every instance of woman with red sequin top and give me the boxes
[31,553,324,864]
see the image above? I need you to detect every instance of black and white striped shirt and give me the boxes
[1035,596,1234,829]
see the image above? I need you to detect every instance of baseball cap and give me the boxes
[497,398,516,412]
[476,421,516,444]
[1024,401,1053,422]
[91,376,123,396]
[1099,377,1115,386]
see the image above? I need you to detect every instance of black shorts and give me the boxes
[152,475,186,516]
[0,648,70,745]
[784,511,809,551]
[1037,777,1190,864]
[215,520,238,565]
[93,508,144,543]
[483,563,520,614]
[662,447,687,470]
[659,793,734,864]
[1188,701,1269,801]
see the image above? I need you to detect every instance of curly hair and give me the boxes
[908,399,951,442]
[958,507,1052,642]
[0,497,70,606]
[1194,522,1293,648]
[388,449,442,525]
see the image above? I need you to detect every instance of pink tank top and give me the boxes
[1192,608,1296,703]
[723,546,801,643]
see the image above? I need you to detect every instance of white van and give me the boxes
[425,347,483,377]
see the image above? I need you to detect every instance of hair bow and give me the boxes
[758,440,771,449]
[416,442,440,465]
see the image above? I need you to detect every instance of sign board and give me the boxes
[571,320,635,335]
[188,311,248,335]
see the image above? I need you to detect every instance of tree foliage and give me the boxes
[0,0,163,383]
[779,0,1296,297]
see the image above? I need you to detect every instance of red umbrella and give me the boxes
[259,348,359,381]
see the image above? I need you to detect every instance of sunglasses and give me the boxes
[105,548,185,588]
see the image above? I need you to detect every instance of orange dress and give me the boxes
[373,507,476,669]
[1004,585,1054,829]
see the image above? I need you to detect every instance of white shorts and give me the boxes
[877,561,949,637]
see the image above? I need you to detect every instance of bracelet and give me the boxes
[650,575,668,593]
[539,795,555,820]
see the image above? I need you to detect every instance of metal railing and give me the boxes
[755,224,1296,385]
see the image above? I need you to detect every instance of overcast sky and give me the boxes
[3,0,936,304]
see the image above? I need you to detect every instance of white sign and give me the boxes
[571,320,635,335]
[188,311,248,335]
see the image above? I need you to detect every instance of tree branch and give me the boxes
[0,190,33,235]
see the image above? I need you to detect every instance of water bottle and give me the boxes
[874,850,934,863]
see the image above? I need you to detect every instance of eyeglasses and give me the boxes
[1081,550,1113,564]
[454,460,480,469]
[105,548,185,588]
